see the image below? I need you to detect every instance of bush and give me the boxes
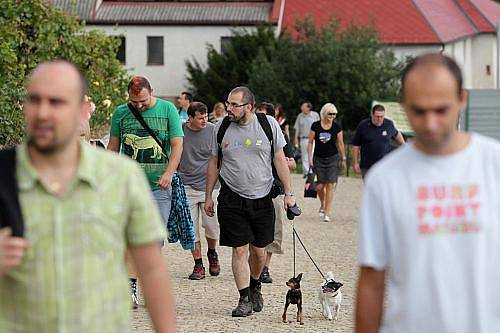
[0,0,129,146]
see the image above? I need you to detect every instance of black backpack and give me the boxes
[217,113,283,198]
[0,148,24,237]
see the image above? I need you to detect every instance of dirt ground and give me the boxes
[133,174,363,332]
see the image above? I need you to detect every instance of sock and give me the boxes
[129,278,137,284]
[250,277,260,289]
[207,248,216,255]
[239,287,250,300]
[194,258,203,266]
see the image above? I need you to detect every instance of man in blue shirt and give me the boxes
[351,104,405,176]
[177,91,192,124]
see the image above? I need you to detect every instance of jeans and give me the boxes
[152,187,173,230]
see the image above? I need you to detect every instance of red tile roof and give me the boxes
[280,0,500,45]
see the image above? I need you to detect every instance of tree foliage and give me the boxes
[0,0,129,146]
[186,21,404,130]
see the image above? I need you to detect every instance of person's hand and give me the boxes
[284,194,296,211]
[341,160,347,171]
[158,171,173,190]
[287,157,296,170]
[309,160,314,168]
[204,196,215,217]
[353,163,361,175]
[294,140,299,147]
[0,227,29,276]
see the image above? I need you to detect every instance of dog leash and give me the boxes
[290,221,327,281]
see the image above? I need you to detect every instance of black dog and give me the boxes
[282,273,304,325]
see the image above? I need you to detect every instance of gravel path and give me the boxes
[133,174,363,332]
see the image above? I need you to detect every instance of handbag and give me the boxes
[303,168,318,198]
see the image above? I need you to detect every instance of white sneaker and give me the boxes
[323,215,330,222]
[319,209,325,218]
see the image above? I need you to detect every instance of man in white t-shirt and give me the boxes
[356,53,500,333]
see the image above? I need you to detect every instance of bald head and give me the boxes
[24,60,89,154]
[29,60,87,101]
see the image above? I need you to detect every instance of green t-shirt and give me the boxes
[110,98,184,189]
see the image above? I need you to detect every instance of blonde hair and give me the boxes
[212,102,226,118]
[320,102,338,120]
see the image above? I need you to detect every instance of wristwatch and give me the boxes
[342,156,347,161]
[285,192,294,197]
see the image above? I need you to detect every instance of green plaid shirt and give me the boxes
[0,142,166,333]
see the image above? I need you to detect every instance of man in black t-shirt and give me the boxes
[351,104,405,176]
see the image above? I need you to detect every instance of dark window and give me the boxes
[116,36,126,64]
[220,36,233,54]
[147,36,164,65]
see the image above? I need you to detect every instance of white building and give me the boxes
[52,0,278,99]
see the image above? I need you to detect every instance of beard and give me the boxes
[27,131,74,155]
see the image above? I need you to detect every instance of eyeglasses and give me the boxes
[328,113,338,116]
[225,101,249,109]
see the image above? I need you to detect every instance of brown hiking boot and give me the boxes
[188,265,206,280]
[207,251,220,276]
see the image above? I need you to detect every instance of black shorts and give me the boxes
[217,183,275,248]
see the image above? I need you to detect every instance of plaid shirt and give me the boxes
[167,174,195,250]
[0,142,165,333]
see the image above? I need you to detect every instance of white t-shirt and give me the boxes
[359,134,500,333]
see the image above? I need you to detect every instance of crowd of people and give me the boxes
[1,53,500,333]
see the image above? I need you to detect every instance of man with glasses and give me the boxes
[351,104,405,177]
[293,101,320,176]
[108,76,183,308]
[204,87,296,317]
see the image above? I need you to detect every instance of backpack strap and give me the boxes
[255,112,274,160]
[216,116,231,169]
[0,148,24,237]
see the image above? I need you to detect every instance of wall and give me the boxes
[470,34,497,89]
[87,25,257,98]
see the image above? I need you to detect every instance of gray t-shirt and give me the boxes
[178,123,215,191]
[211,114,286,199]
[294,111,320,138]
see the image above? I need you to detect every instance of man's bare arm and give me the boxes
[107,136,121,152]
[204,155,220,217]
[395,132,406,145]
[356,267,386,333]
[158,137,183,190]
[129,243,176,333]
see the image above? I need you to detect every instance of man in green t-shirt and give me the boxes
[108,76,184,308]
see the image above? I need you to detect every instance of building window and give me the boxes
[220,36,233,54]
[116,36,126,64]
[147,36,164,65]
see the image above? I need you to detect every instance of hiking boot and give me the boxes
[188,265,206,280]
[207,251,220,276]
[231,296,253,317]
[250,282,264,312]
[130,280,139,309]
[260,266,273,284]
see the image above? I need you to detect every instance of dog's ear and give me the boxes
[296,273,303,281]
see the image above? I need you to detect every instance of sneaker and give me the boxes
[319,208,325,218]
[188,265,206,280]
[207,251,221,276]
[323,215,331,222]
[130,280,139,309]
[250,282,264,312]
[260,266,273,284]
[231,296,253,317]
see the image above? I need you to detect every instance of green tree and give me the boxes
[0,0,129,146]
[187,19,403,130]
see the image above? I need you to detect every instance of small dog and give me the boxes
[319,271,343,321]
[282,273,304,325]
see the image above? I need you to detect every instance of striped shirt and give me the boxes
[0,142,165,332]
